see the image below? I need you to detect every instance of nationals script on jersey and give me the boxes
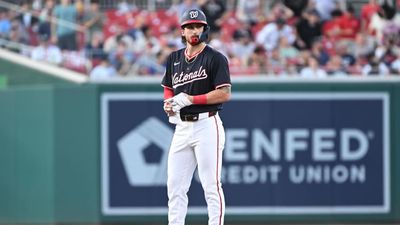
[161,45,231,115]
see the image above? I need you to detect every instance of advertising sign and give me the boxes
[101,92,390,215]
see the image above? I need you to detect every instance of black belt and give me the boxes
[180,111,217,122]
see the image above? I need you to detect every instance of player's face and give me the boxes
[182,23,205,45]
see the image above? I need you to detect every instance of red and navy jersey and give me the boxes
[161,45,231,115]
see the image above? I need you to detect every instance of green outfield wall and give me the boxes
[0,76,6,88]
[0,58,71,87]
[0,81,399,224]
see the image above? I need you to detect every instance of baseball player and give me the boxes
[161,9,231,225]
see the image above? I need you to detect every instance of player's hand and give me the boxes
[170,92,193,112]
[163,101,176,116]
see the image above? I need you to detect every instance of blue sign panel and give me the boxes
[101,92,390,215]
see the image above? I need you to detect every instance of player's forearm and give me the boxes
[189,86,231,105]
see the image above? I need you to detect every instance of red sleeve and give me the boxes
[322,21,332,37]
[164,87,174,100]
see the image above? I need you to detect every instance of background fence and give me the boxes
[0,57,399,224]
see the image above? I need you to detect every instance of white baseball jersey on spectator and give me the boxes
[90,63,117,79]
[256,21,295,52]
[391,55,400,73]
[300,67,328,78]
[31,44,63,65]
[369,12,400,43]
[362,62,390,75]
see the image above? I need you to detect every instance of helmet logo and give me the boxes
[189,10,198,19]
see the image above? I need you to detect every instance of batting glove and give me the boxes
[171,92,192,112]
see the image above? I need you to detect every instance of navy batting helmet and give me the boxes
[180,9,210,44]
[180,9,208,28]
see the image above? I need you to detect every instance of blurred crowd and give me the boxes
[1,0,400,79]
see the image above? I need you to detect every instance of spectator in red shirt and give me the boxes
[360,0,380,32]
[322,9,343,40]
[338,3,360,40]
[322,9,343,55]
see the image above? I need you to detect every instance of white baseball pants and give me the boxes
[167,113,225,225]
